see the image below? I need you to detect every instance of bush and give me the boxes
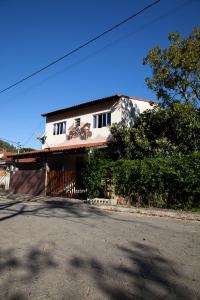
[82,149,112,198]
[112,152,200,209]
[84,150,200,209]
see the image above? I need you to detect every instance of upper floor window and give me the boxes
[53,122,66,135]
[75,118,80,127]
[93,112,111,128]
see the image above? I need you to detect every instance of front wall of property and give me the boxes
[9,169,45,196]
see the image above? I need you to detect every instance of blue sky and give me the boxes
[0,0,199,149]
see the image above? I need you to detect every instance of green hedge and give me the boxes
[112,152,200,208]
[84,151,200,209]
[82,149,112,198]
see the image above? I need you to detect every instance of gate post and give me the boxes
[44,156,49,196]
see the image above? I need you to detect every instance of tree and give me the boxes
[0,139,16,152]
[110,27,200,159]
[0,140,35,153]
[20,147,35,152]
[110,102,200,159]
[143,27,200,107]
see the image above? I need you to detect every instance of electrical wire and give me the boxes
[0,0,160,95]
[22,121,43,146]
[0,137,19,145]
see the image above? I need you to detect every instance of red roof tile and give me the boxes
[8,141,109,158]
[0,152,16,161]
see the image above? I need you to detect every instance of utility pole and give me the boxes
[17,142,21,154]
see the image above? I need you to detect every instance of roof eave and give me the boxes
[8,141,110,159]
[41,94,123,117]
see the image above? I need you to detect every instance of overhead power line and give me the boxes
[22,121,42,146]
[0,0,160,95]
[0,137,19,145]
[0,137,23,153]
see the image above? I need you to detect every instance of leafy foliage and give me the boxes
[83,149,112,198]
[85,28,200,209]
[111,102,200,159]
[112,153,200,209]
[0,139,16,152]
[20,147,35,152]
[0,140,35,153]
[84,152,200,209]
[143,27,200,107]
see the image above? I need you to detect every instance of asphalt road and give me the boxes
[0,198,200,300]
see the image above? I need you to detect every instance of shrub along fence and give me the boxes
[84,152,200,209]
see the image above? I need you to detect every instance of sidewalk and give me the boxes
[1,192,199,221]
[90,204,200,221]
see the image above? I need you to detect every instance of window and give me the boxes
[93,112,111,128]
[75,118,80,127]
[53,122,66,135]
[98,114,102,128]
[93,115,97,128]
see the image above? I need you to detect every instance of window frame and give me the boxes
[75,118,81,127]
[53,121,66,135]
[93,111,111,128]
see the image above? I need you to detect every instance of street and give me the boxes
[0,198,200,300]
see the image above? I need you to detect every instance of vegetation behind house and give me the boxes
[0,139,16,152]
[84,28,200,209]
[0,139,35,153]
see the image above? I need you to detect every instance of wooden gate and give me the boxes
[46,170,86,199]
[9,169,45,196]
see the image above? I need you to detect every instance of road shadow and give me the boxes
[69,241,195,300]
[0,199,162,230]
[0,198,108,223]
[0,245,58,300]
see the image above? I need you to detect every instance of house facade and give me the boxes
[41,94,154,149]
[8,94,155,198]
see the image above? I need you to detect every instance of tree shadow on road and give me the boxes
[0,198,164,231]
[0,245,58,300]
[0,199,106,222]
[69,241,195,300]
[0,198,112,220]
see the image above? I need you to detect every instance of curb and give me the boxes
[90,204,200,221]
[1,193,199,221]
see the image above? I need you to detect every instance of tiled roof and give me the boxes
[0,152,16,161]
[8,141,109,159]
[41,94,156,117]
[0,151,16,157]
[41,94,122,117]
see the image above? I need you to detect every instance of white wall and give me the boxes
[43,97,153,149]
[0,170,10,190]
[121,97,153,127]
[43,99,121,148]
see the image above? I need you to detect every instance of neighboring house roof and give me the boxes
[8,141,109,159]
[0,152,16,165]
[0,152,16,161]
[41,94,156,117]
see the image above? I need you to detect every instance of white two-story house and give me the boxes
[41,94,154,149]
[9,94,155,198]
